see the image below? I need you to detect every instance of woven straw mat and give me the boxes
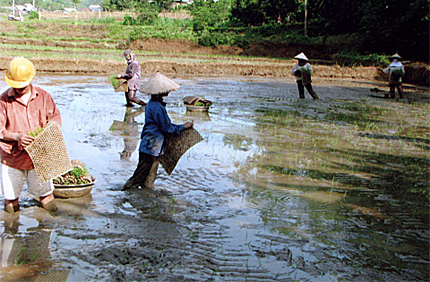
[159,128,203,175]
[25,121,72,183]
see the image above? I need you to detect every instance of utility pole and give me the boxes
[304,0,307,36]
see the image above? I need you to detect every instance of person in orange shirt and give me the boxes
[0,57,62,213]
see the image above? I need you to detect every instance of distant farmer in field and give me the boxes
[0,57,62,213]
[123,72,193,190]
[382,53,405,99]
[291,52,319,100]
[117,48,146,107]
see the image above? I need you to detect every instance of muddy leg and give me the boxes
[143,161,159,188]
[128,90,146,106]
[297,81,305,99]
[123,153,157,190]
[305,83,319,99]
[397,84,404,99]
[4,198,19,214]
[40,193,58,212]
[125,91,133,107]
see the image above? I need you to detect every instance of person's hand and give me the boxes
[17,133,34,147]
[116,74,121,79]
[184,122,194,129]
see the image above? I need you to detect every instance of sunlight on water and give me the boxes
[0,74,428,281]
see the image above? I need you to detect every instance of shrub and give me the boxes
[136,5,159,25]
[29,11,39,20]
[123,14,139,25]
[332,52,389,67]
[198,30,235,47]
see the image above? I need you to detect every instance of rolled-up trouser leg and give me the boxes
[128,90,145,105]
[397,84,404,98]
[297,81,305,99]
[305,83,319,99]
[123,153,158,190]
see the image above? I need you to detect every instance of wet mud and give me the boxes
[0,74,429,281]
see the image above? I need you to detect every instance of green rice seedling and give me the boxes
[53,166,92,185]
[109,75,119,88]
[28,127,44,137]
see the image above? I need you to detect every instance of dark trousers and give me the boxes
[125,90,145,107]
[297,81,319,99]
[123,153,159,190]
[387,83,404,98]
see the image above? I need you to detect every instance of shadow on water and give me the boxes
[0,75,428,281]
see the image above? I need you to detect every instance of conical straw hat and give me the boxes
[139,72,180,95]
[294,52,309,61]
[391,53,402,59]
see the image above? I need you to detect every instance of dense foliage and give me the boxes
[305,0,429,61]
[122,0,428,62]
[228,0,429,61]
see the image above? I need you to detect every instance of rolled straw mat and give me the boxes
[159,128,203,175]
[25,121,72,183]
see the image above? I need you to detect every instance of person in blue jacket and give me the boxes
[123,73,193,190]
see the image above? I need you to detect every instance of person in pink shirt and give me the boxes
[0,57,62,213]
[117,49,146,107]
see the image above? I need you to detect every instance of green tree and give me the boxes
[102,0,137,11]
[230,0,299,26]
[72,0,81,8]
[307,0,429,61]
[191,0,232,31]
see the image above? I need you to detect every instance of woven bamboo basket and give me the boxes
[24,121,73,184]
[183,96,212,112]
[113,79,128,92]
[159,127,203,175]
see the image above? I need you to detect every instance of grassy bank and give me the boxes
[0,14,428,85]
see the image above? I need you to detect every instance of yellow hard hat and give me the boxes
[5,57,36,88]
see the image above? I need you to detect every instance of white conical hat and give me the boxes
[391,53,402,59]
[294,52,309,61]
[139,72,180,95]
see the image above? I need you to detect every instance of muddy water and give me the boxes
[0,74,428,281]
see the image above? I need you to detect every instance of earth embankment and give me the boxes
[0,18,428,85]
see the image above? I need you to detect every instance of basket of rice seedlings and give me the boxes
[53,160,96,198]
[183,96,212,112]
[392,68,405,78]
[109,75,128,92]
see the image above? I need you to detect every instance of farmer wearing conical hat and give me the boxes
[117,49,146,107]
[0,57,61,213]
[382,53,405,99]
[123,72,193,190]
[291,52,319,99]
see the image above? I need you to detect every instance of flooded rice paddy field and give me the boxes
[0,74,429,281]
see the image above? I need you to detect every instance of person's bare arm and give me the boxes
[1,132,34,146]
[184,122,194,129]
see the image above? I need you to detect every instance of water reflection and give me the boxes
[184,109,211,121]
[0,75,426,281]
[109,107,144,160]
[1,213,69,281]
